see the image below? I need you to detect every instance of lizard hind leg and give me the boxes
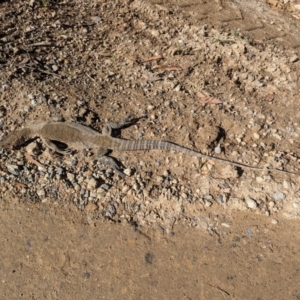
[96,148,125,177]
[41,138,73,155]
[98,155,126,177]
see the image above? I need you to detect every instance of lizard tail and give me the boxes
[115,139,203,157]
[113,139,254,170]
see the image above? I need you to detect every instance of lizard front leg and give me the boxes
[102,115,137,136]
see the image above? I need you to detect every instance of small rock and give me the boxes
[256,176,264,183]
[25,142,40,155]
[283,180,291,190]
[67,172,75,182]
[214,145,222,154]
[156,176,164,184]
[105,169,114,178]
[271,219,278,225]
[217,195,225,204]
[6,164,20,176]
[132,182,140,191]
[203,194,213,200]
[150,29,159,37]
[163,170,170,177]
[292,202,299,209]
[273,133,282,140]
[37,189,45,197]
[91,16,101,23]
[52,65,58,71]
[204,200,212,207]
[123,168,132,176]
[290,54,299,63]
[87,177,99,190]
[31,99,38,107]
[274,192,285,201]
[56,167,64,175]
[20,188,27,194]
[253,133,260,140]
[72,159,78,166]
[268,201,275,209]
[105,204,116,217]
[100,183,111,191]
[121,185,129,193]
[246,228,253,236]
[89,191,97,198]
[245,198,257,209]
[294,4,300,10]
[74,184,81,191]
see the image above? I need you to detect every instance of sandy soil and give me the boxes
[1,0,300,299]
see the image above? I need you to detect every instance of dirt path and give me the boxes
[1,200,300,299]
[154,0,300,49]
[1,0,300,299]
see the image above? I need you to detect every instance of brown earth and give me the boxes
[1,0,300,299]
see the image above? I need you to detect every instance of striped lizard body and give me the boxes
[0,121,298,176]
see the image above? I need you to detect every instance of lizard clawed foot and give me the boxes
[98,155,126,177]
[51,147,75,155]
[60,148,75,154]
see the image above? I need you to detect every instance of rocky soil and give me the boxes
[1,0,300,299]
[1,0,300,232]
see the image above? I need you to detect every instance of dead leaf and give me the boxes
[12,181,27,189]
[197,92,222,105]
[24,153,45,170]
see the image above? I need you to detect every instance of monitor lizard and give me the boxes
[0,116,298,176]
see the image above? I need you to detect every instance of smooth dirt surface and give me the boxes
[1,0,300,299]
[1,200,300,299]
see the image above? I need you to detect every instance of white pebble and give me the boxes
[253,133,260,140]
[151,29,159,37]
[124,168,132,176]
[204,200,212,207]
[163,170,169,177]
[214,145,222,154]
[274,192,285,201]
[67,172,75,182]
[246,198,257,209]
[52,65,58,71]
[292,202,299,209]
[268,201,275,209]
[256,176,264,183]
[283,180,291,190]
[37,189,45,197]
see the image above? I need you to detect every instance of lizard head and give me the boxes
[0,129,31,150]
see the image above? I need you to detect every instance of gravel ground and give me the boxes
[1,0,300,233]
[1,1,300,299]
